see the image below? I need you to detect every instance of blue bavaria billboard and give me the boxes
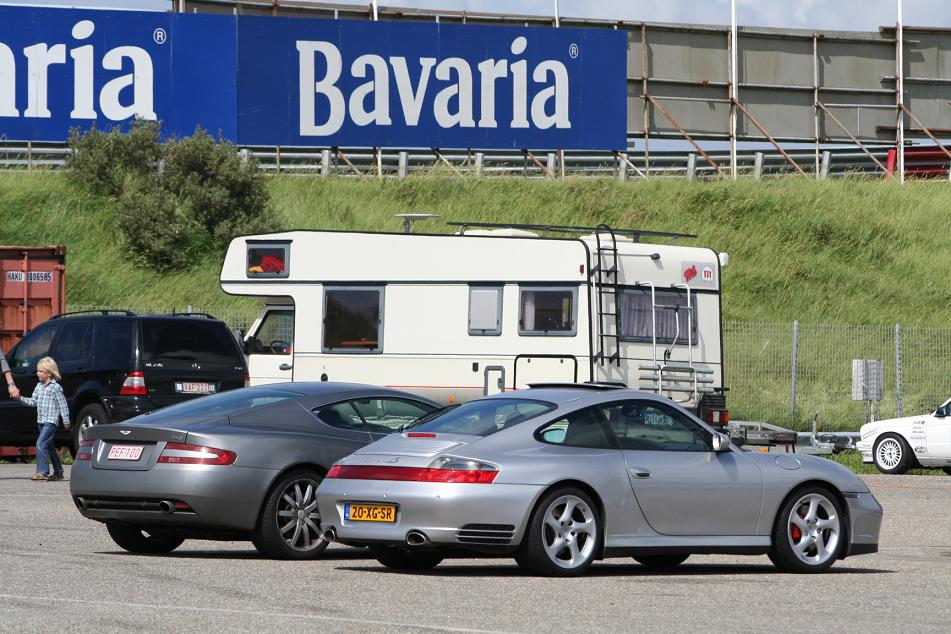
[0,6,626,150]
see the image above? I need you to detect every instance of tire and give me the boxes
[369,546,444,571]
[252,469,329,560]
[872,433,916,475]
[73,403,109,453]
[634,554,690,570]
[768,485,844,573]
[106,523,185,554]
[515,487,601,577]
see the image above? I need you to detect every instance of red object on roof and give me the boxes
[885,147,951,179]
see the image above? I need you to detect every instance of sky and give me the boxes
[1,0,950,31]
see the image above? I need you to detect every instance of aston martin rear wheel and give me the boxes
[370,546,444,571]
[768,485,843,574]
[634,554,690,570]
[253,469,328,560]
[515,487,601,577]
[106,523,185,555]
[873,433,915,475]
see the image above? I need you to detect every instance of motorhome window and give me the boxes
[246,243,289,278]
[519,288,576,336]
[468,286,503,336]
[251,310,294,355]
[619,288,697,345]
[323,288,383,353]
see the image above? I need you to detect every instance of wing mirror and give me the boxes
[935,405,950,418]
[712,432,732,452]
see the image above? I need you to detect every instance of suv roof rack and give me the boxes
[447,222,697,243]
[52,309,136,319]
[168,312,218,319]
[527,382,628,391]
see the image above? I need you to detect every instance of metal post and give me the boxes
[558,149,566,179]
[553,0,560,27]
[376,147,383,179]
[813,34,821,179]
[897,0,905,184]
[790,320,799,424]
[641,23,650,177]
[895,323,903,417]
[686,153,696,181]
[618,154,628,182]
[474,152,484,177]
[821,151,831,179]
[730,0,738,180]
[397,151,408,179]
[275,146,281,174]
[547,152,557,177]
[371,0,378,21]
[320,149,330,177]
[753,152,763,180]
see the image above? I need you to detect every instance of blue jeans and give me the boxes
[36,423,62,476]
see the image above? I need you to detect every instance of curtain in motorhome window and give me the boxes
[469,286,502,335]
[323,288,383,352]
[619,288,697,344]
[519,288,575,335]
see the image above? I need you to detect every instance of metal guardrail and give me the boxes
[0,140,900,180]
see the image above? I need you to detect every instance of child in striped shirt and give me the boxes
[17,357,71,481]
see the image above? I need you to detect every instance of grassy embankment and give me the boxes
[3,172,949,325]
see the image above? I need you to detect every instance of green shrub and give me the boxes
[65,124,270,271]
[64,121,160,197]
[161,129,271,247]
[117,176,206,272]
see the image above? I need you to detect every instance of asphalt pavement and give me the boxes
[0,464,949,633]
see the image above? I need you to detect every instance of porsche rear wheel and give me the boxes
[516,487,601,577]
[873,434,916,475]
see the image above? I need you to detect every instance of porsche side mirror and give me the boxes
[712,432,732,452]
[936,405,949,418]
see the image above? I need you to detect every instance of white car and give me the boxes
[857,397,951,475]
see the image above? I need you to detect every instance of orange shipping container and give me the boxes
[0,245,66,354]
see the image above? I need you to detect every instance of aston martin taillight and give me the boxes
[77,439,95,461]
[158,442,236,465]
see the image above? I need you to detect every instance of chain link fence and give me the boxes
[64,305,951,431]
[725,321,951,431]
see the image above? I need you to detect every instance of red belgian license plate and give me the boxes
[178,382,213,394]
[108,445,144,461]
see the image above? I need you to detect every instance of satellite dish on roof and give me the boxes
[395,213,440,233]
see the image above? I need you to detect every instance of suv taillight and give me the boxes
[158,442,236,465]
[705,409,730,425]
[77,439,95,461]
[119,371,147,396]
[243,373,250,388]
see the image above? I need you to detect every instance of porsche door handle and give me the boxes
[629,468,652,479]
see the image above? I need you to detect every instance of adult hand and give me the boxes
[7,383,18,399]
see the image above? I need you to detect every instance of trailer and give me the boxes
[220,222,732,425]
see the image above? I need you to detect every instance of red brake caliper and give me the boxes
[791,509,804,541]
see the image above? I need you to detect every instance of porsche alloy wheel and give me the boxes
[516,487,600,577]
[769,486,843,573]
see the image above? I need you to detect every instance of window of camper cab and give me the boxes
[468,286,503,336]
[249,310,294,355]
[246,242,289,278]
[322,288,383,353]
[619,287,698,345]
[518,287,577,336]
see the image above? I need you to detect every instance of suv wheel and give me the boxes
[73,403,109,453]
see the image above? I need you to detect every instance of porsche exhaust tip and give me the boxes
[322,528,336,543]
[406,530,429,546]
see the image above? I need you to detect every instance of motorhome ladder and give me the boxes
[591,224,621,367]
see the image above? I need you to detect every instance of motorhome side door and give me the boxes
[244,307,294,385]
[484,366,506,396]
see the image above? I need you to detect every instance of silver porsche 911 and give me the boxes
[317,385,883,576]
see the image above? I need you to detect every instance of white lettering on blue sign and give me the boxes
[0,19,156,121]
[296,36,571,137]
[6,271,53,283]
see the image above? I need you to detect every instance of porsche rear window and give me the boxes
[410,399,555,437]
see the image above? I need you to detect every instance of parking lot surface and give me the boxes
[1,464,949,633]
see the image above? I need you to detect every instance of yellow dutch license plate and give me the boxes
[345,503,397,523]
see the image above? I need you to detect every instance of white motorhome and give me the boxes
[220,222,731,423]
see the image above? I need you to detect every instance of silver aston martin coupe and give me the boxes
[317,385,882,576]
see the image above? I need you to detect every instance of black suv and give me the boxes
[0,310,247,452]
